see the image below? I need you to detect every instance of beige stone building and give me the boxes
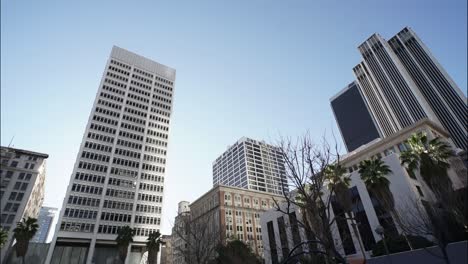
[0,146,49,262]
[188,185,285,258]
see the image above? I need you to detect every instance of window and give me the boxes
[7,215,15,224]
[12,203,19,212]
[16,193,24,201]
[6,171,14,178]
[8,192,17,200]
[21,182,28,191]
[14,182,21,190]
[25,174,32,180]
[4,203,12,211]
[18,173,25,180]
[29,164,35,170]
[24,163,29,169]
[10,161,18,167]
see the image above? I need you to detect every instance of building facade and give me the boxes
[171,201,190,264]
[261,119,467,264]
[46,46,176,264]
[331,81,381,152]
[31,206,58,243]
[213,137,288,195]
[160,235,173,264]
[344,27,467,151]
[0,146,49,262]
[188,185,285,260]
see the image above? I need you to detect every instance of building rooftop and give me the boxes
[0,146,49,158]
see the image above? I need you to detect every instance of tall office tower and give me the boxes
[46,46,175,264]
[212,137,288,195]
[32,206,58,243]
[388,27,468,150]
[0,147,48,262]
[342,27,467,151]
[331,81,381,152]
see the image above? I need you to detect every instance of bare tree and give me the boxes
[272,134,350,264]
[172,210,221,264]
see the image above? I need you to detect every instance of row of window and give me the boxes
[148,121,169,132]
[81,151,110,163]
[122,114,145,126]
[93,114,118,126]
[98,99,122,113]
[129,86,151,98]
[150,107,171,118]
[75,172,105,184]
[100,91,124,103]
[104,78,127,89]
[88,132,114,144]
[126,99,148,111]
[103,199,133,211]
[102,84,125,96]
[136,204,161,214]
[114,148,141,159]
[101,211,131,222]
[60,221,95,233]
[144,145,167,156]
[142,163,165,173]
[135,227,159,237]
[3,202,20,213]
[127,92,149,104]
[106,188,135,199]
[125,107,147,118]
[121,121,145,134]
[147,129,168,140]
[107,71,128,83]
[135,215,160,225]
[132,73,152,85]
[64,208,98,219]
[108,177,136,188]
[8,192,24,201]
[137,193,162,203]
[153,87,172,98]
[151,100,171,111]
[131,80,151,91]
[68,195,100,207]
[140,172,164,183]
[134,68,153,78]
[146,137,168,147]
[119,130,144,142]
[116,139,142,150]
[139,182,163,192]
[110,59,131,70]
[84,141,112,153]
[113,157,139,168]
[71,183,103,195]
[95,107,120,118]
[149,114,169,124]
[110,167,138,178]
[143,154,165,164]
[153,94,171,104]
[78,161,108,173]
[108,65,130,76]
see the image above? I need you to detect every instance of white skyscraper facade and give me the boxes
[213,137,287,195]
[47,46,175,264]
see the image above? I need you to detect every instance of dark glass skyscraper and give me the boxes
[333,27,467,152]
[331,82,380,152]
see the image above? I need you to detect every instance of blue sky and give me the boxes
[1,0,466,234]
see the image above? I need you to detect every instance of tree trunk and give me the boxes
[118,245,128,264]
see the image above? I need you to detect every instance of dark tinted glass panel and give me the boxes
[331,82,380,151]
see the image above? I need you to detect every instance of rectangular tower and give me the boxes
[212,137,287,195]
[348,28,467,151]
[388,27,467,150]
[0,147,48,261]
[47,46,175,264]
[330,81,381,152]
[31,206,58,243]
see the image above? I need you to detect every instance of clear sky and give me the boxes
[1,0,466,235]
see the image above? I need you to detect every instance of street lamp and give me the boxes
[375,226,392,264]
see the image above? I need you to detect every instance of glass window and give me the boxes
[10,161,18,167]
[18,173,25,180]
[12,203,19,212]
[25,174,32,180]
[4,203,12,212]
[7,215,15,223]
[16,193,24,201]
[21,183,28,191]
[24,163,29,169]
[13,182,21,190]
[6,171,14,178]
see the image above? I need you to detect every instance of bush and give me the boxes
[372,235,433,257]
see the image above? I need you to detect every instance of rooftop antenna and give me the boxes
[8,136,15,148]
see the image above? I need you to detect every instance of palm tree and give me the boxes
[0,228,8,248]
[146,231,163,264]
[358,158,394,213]
[399,132,453,201]
[115,226,135,264]
[325,164,367,261]
[13,217,39,264]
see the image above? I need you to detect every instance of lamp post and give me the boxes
[375,226,392,264]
